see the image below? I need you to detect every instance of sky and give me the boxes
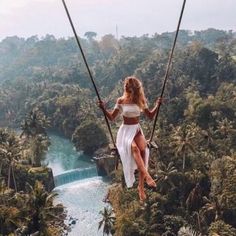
[0,0,235,40]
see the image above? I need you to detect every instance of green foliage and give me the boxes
[210,155,236,210]
[0,29,236,235]
[178,226,201,236]
[25,180,65,235]
[0,205,21,235]
[0,128,21,190]
[209,220,236,236]
[0,127,66,235]
[20,109,50,138]
[98,206,115,236]
[72,121,109,155]
[163,215,186,235]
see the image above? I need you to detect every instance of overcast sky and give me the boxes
[0,0,235,40]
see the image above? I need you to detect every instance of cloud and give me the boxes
[1,0,30,9]
[0,0,30,15]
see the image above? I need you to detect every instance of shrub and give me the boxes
[72,121,109,155]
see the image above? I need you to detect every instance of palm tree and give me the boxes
[200,127,216,148]
[209,220,236,236]
[216,118,234,136]
[25,181,65,235]
[186,183,203,212]
[156,161,177,194]
[185,169,205,185]
[1,190,31,235]
[0,177,13,207]
[20,109,50,138]
[20,120,32,138]
[170,124,197,171]
[0,128,21,191]
[0,205,22,235]
[30,134,49,167]
[178,225,201,236]
[200,196,223,222]
[98,206,115,236]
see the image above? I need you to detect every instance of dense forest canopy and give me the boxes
[0,28,236,235]
[0,28,235,133]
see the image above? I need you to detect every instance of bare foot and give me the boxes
[145,174,157,188]
[137,186,147,201]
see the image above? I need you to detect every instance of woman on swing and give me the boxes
[98,76,161,201]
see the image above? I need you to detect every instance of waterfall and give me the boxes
[54,167,98,187]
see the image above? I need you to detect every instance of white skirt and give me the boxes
[116,123,149,188]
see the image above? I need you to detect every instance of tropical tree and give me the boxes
[209,220,236,236]
[98,206,115,236]
[170,124,197,171]
[72,121,109,155]
[0,205,21,235]
[215,118,235,142]
[156,161,177,194]
[26,181,66,235]
[200,196,224,222]
[178,225,201,236]
[30,134,49,167]
[186,183,203,212]
[20,109,50,138]
[84,31,97,41]
[0,128,21,191]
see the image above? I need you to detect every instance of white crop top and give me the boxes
[114,103,147,118]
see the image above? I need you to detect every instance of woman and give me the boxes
[98,76,161,201]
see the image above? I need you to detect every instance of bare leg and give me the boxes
[138,172,146,201]
[138,149,147,201]
[134,131,156,187]
[131,132,156,190]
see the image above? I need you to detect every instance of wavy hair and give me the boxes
[122,76,147,109]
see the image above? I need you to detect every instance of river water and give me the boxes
[45,133,110,236]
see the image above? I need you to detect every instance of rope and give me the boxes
[61,0,117,149]
[149,0,187,143]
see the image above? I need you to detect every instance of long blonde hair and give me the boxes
[123,76,147,109]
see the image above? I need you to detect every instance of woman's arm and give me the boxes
[98,99,120,121]
[143,98,162,120]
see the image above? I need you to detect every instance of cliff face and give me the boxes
[93,155,117,176]
[93,145,118,176]
[28,167,55,191]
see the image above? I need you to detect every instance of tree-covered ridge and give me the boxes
[0,28,236,235]
[0,29,235,85]
[0,28,236,153]
[0,28,235,131]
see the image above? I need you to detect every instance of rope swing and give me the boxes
[61,0,187,155]
[149,0,187,143]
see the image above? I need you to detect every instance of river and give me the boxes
[45,133,110,236]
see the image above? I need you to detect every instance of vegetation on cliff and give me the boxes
[0,111,66,235]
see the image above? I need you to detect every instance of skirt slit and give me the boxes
[116,123,149,188]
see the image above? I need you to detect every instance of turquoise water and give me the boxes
[45,133,110,236]
[45,133,94,176]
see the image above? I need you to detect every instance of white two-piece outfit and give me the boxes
[114,103,149,188]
